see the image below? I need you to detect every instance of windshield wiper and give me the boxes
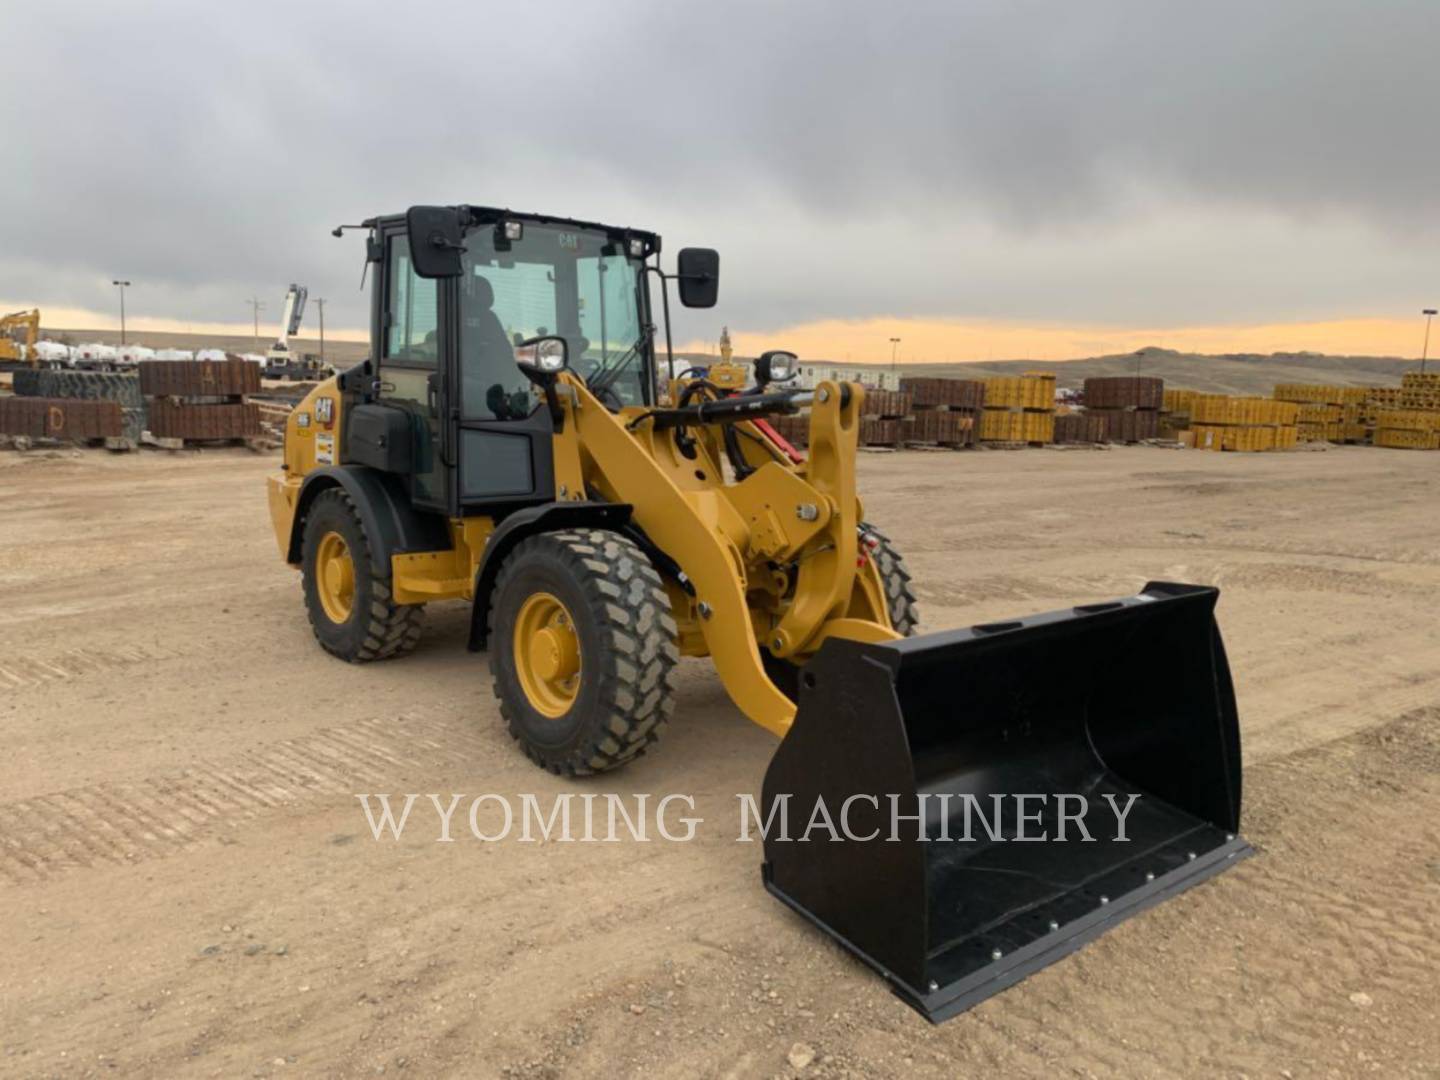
[586,327,652,397]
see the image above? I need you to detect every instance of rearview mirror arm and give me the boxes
[643,264,677,387]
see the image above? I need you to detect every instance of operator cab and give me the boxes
[345,205,718,517]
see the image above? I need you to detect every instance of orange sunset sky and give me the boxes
[22,305,1432,364]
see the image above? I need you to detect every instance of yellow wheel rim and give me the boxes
[513,591,581,718]
[315,530,356,623]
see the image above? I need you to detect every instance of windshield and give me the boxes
[458,223,649,419]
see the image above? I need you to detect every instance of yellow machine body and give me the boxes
[268,371,895,736]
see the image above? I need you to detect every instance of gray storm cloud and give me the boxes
[3,0,1437,342]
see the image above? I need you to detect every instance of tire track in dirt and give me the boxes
[0,644,180,691]
[0,709,488,885]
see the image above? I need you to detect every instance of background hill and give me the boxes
[673,346,1420,395]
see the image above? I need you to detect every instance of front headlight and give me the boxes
[514,337,568,373]
[756,350,799,385]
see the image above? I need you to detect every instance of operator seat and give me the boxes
[461,275,515,418]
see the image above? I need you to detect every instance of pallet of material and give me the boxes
[1053,412,1110,444]
[1364,387,1440,412]
[1296,403,1341,424]
[1158,412,1191,439]
[1191,423,1298,452]
[978,408,1053,443]
[147,401,261,441]
[859,418,901,446]
[1273,383,1369,406]
[1163,389,1199,413]
[1374,409,1440,433]
[906,411,974,446]
[899,377,985,410]
[139,359,260,399]
[1400,371,1440,391]
[1083,376,1163,410]
[983,373,1054,412]
[1085,407,1159,443]
[1191,396,1299,427]
[858,389,912,419]
[0,397,124,441]
[1374,428,1440,449]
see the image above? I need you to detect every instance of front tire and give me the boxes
[489,529,679,776]
[301,488,424,662]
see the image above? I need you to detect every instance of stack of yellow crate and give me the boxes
[1190,396,1299,452]
[979,372,1055,444]
[1159,388,1196,439]
[1273,384,1369,443]
[1364,374,1440,448]
[1162,389,1198,414]
[1374,408,1440,450]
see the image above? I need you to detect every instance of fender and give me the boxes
[467,501,633,651]
[288,466,450,572]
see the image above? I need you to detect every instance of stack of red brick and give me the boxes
[146,400,261,440]
[901,378,986,410]
[139,359,262,441]
[0,398,123,441]
[1082,377,1163,443]
[1053,412,1109,444]
[901,377,984,447]
[906,410,974,446]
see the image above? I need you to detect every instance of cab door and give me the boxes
[377,230,450,510]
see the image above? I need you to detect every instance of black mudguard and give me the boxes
[466,501,633,651]
[760,581,1250,1022]
[289,466,450,572]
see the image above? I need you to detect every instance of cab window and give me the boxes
[386,236,440,365]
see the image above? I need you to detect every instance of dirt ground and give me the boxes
[1,442,1437,1078]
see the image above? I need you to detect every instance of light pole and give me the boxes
[889,336,901,374]
[1422,309,1437,374]
[314,298,326,364]
[247,297,265,351]
[112,280,130,344]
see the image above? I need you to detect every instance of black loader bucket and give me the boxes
[761,582,1250,1022]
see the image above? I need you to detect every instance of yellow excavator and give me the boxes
[268,205,1249,1020]
[0,309,40,368]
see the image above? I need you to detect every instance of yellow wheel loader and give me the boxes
[268,205,1249,1020]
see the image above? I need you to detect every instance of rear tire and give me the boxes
[862,523,919,636]
[766,524,919,702]
[301,488,424,662]
[489,529,679,776]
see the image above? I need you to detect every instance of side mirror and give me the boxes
[677,248,720,308]
[514,335,569,381]
[405,206,465,278]
[755,350,799,387]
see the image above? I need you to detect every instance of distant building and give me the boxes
[794,363,901,392]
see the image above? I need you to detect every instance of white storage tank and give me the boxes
[33,341,73,365]
[115,344,155,366]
